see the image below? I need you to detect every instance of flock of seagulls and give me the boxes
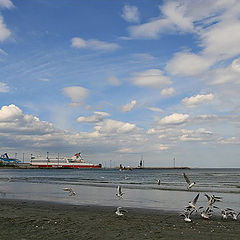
[61,172,239,221]
[181,173,240,222]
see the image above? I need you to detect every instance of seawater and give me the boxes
[0,168,239,211]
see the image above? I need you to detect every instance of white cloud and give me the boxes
[128,1,193,39]
[0,16,11,42]
[159,113,189,125]
[147,107,163,113]
[0,0,14,9]
[94,119,138,134]
[121,5,140,23]
[107,75,121,86]
[179,128,213,142]
[182,93,215,107]
[130,69,171,88]
[161,87,176,97]
[0,104,22,121]
[232,58,240,73]
[129,18,171,39]
[71,37,120,51]
[62,86,89,107]
[76,111,109,123]
[161,1,193,32]
[208,58,240,85]
[121,100,137,112]
[166,52,213,76]
[0,82,9,92]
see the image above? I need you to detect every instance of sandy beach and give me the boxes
[0,199,239,240]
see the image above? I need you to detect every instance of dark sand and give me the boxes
[0,199,239,240]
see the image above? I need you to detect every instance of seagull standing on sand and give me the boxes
[183,173,195,190]
[116,185,124,198]
[62,187,76,196]
[115,207,128,216]
[185,193,200,212]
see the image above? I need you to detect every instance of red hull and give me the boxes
[32,164,102,169]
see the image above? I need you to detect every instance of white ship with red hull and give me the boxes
[30,152,102,169]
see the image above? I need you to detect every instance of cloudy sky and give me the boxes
[0,0,240,167]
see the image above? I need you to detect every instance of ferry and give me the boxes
[30,152,102,169]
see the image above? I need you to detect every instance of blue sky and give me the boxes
[1,0,240,167]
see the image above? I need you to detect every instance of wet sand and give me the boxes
[0,199,239,240]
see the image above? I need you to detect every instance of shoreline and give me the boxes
[0,199,240,239]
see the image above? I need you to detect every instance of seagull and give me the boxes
[204,193,222,206]
[200,207,213,219]
[180,209,194,222]
[225,208,240,220]
[185,193,200,211]
[157,179,161,185]
[63,187,76,196]
[183,173,195,189]
[115,207,128,216]
[116,185,124,198]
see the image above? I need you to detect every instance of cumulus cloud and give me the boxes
[0,104,22,121]
[94,119,138,134]
[130,69,171,88]
[161,87,176,97]
[182,93,215,107]
[76,111,109,123]
[121,5,140,23]
[0,82,9,92]
[159,113,189,125]
[121,100,137,112]
[71,37,120,51]
[62,86,89,107]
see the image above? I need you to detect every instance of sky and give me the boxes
[0,0,240,167]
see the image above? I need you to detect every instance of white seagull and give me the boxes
[200,207,213,219]
[180,209,194,222]
[116,185,124,198]
[183,173,195,190]
[115,207,128,216]
[157,179,161,185]
[225,208,240,220]
[63,187,76,196]
[204,193,222,206]
[185,193,200,211]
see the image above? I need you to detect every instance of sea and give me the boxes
[0,168,239,212]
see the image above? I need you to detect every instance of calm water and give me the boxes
[0,168,239,211]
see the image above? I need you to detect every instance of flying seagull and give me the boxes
[183,173,195,189]
[116,185,124,198]
[115,207,128,216]
[204,193,222,206]
[63,187,76,196]
[185,193,200,211]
